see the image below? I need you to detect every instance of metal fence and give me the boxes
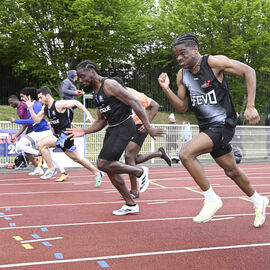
[1,121,270,167]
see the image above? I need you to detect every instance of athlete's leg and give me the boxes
[124,141,141,193]
[64,149,99,176]
[16,136,39,156]
[179,132,214,191]
[36,135,57,171]
[50,149,66,173]
[214,151,254,196]
[107,172,135,205]
[25,153,38,167]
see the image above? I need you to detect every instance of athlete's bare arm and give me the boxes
[208,55,259,124]
[158,71,189,114]
[24,98,46,123]
[55,100,94,122]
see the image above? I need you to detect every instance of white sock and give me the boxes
[249,191,262,207]
[51,150,65,173]
[203,186,219,202]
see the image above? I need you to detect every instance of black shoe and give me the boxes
[159,147,172,166]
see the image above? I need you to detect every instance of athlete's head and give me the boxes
[8,95,20,108]
[19,87,37,103]
[36,86,52,105]
[173,33,200,69]
[76,60,101,90]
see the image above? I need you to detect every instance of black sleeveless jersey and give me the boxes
[94,77,132,126]
[182,54,237,127]
[44,100,72,134]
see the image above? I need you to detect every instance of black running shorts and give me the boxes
[130,124,148,147]
[98,117,136,161]
[54,132,76,152]
[200,121,235,159]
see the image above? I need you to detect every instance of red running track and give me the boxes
[0,163,270,269]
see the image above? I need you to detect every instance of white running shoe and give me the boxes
[95,171,104,187]
[40,169,57,180]
[193,198,223,223]
[28,167,44,176]
[112,204,139,216]
[137,166,149,193]
[254,196,269,228]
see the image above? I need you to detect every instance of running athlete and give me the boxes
[113,77,171,199]
[12,87,67,180]
[158,33,269,228]
[8,94,39,168]
[24,86,103,185]
[66,60,166,215]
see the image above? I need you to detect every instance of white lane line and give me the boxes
[0,212,266,231]
[211,217,235,222]
[1,183,270,196]
[0,195,268,209]
[147,202,168,205]
[0,214,22,218]
[0,242,270,268]
[21,237,63,244]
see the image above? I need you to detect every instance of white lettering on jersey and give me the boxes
[191,90,217,107]
[99,105,111,113]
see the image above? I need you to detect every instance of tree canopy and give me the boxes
[0,0,270,113]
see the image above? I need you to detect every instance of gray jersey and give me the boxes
[182,55,236,127]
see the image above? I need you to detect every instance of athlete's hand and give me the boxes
[138,125,146,133]
[10,118,15,123]
[66,125,85,140]
[244,106,260,124]
[11,135,17,143]
[158,73,170,90]
[147,127,167,140]
[24,96,34,109]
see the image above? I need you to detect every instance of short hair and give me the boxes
[20,87,38,100]
[112,76,125,87]
[37,86,52,96]
[76,60,101,75]
[173,33,200,49]
[8,95,18,101]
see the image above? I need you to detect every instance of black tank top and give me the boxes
[94,77,132,126]
[44,100,72,134]
[182,55,237,127]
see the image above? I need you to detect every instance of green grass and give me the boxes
[1,105,268,125]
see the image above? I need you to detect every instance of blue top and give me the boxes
[15,101,51,132]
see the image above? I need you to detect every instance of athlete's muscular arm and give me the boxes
[104,79,166,139]
[208,55,259,124]
[158,71,188,114]
[147,99,159,123]
[55,100,95,122]
[24,97,45,123]
[66,109,106,139]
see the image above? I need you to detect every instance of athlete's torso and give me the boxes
[94,78,132,126]
[182,55,236,126]
[44,100,72,134]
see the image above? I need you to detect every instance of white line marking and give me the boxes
[0,195,267,209]
[0,242,270,268]
[0,212,266,231]
[21,237,63,244]
[0,214,22,218]
[211,217,235,221]
[147,202,168,205]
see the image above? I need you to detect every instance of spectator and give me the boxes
[166,113,179,155]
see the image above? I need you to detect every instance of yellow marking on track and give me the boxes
[22,244,33,249]
[240,197,270,207]
[184,187,203,195]
[149,181,167,188]
[13,236,23,241]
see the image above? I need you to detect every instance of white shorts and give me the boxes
[24,129,53,148]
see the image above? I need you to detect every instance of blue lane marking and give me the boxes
[31,234,41,239]
[42,242,52,247]
[5,208,11,211]
[0,213,4,216]
[9,223,16,227]
[54,253,64,259]
[41,228,48,231]
[97,261,110,268]
[4,217,11,220]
